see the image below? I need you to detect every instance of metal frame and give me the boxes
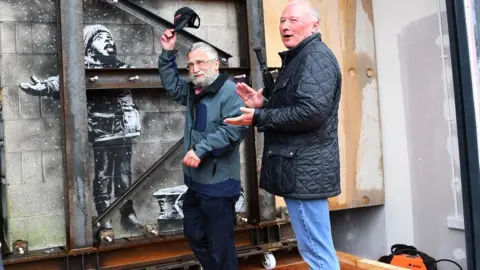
[445,0,480,269]
[2,0,286,267]
[57,0,93,250]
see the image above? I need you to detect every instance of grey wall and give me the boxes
[0,0,248,251]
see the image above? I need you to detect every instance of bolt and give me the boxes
[89,76,98,82]
[129,75,139,81]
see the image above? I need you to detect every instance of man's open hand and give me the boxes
[236,82,264,108]
[224,107,255,126]
[183,150,201,168]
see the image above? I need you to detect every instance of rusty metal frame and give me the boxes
[245,0,277,223]
[99,0,233,67]
[3,224,296,269]
[57,0,93,250]
[85,68,251,90]
[2,0,287,267]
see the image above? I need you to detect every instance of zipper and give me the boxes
[187,92,195,188]
[211,158,217,183]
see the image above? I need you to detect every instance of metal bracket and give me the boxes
[250,225,281,246]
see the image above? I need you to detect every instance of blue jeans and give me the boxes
[0,252,4,270]
[183,189,238,270]
[285,198,340,270]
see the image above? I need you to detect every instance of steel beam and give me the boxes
[245,0,276,223]
[445,0,480,269]
[56,0,93,250]
[100,0,232,67]
[85,68,250,90]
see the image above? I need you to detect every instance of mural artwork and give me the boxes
[16,23,246,239]
[19,24,143,233]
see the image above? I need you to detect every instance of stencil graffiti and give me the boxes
[18,24,143,233]
[153,185,246,232]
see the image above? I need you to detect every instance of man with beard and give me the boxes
[158,29,248,270]
[18,24,143,236]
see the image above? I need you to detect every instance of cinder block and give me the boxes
[4,118,62,152]
[1,55,58,87]
[40,97,61,119]
[31,0,56,23]
[0,0,56,22]
[1,23,16,54]
[109,25,154,55]
[19,88,41,119]
[25,214,65,250]
[206,26,240,65]
[7,182,64,219]
[8,218,27,247]
[226,0,239,27]
[134,112,185,143]
[39,214,66,248]
[131,142,165,175]
[42,151,64,183]
[122,0,179,25]
[5,152,22,185]
[2,87,20,120]
[32,23,56,53]
[133,90,186,113]
[122,54,159,68]
[22,152,43,184]
[181,1,227,27]
[83,0,123,24]
[16,23,32,54]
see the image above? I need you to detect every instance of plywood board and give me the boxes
[263,0,384,211]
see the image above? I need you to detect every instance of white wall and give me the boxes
[372,0,467,267]
[334,1,467,268]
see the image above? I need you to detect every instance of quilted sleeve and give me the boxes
[253,52,340,132]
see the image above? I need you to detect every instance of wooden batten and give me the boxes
[262,0,384,211]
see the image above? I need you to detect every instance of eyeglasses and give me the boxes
[186,59,214,70]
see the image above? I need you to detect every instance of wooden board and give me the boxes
[238,250,408,270]
[262,0,384,211]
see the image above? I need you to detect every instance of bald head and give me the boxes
[279,0,320,49]
[286,0,320,22]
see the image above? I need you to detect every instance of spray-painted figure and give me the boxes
[19,24,143,234]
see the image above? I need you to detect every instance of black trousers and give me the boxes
[183,189,238,270]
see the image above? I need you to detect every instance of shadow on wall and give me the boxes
[398,9,466,268]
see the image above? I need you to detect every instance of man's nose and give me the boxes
[192,64,200,73]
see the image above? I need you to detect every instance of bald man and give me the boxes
[225,0,342,268]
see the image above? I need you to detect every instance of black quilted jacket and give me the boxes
[253,33,342,200]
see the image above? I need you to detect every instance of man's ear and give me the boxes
[312,21,320,34]
[214,59,220,71]
[87,48,95,57]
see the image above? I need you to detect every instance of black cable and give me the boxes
[435,259,463,270]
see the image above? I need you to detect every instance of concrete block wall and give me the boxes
[0,0,248,251]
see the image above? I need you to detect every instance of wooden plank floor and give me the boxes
[238,250,409,270]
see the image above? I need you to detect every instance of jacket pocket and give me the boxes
[264,147,297,194]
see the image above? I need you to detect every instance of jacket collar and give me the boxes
[278,32,322,64]
[193,72,229,101]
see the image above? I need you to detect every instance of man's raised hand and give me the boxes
[236,82,264,108]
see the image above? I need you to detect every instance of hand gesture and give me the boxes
[19,76,48,96]
[183,150,201,168]
[236,82,264,108]
[161,29,177,51]
[224,107,255,126]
